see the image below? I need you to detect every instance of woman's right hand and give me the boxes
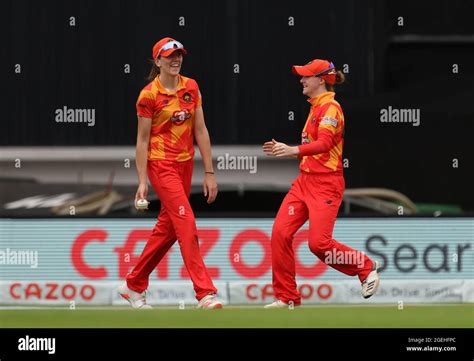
[135,183,149,209]
[262,139,277,156]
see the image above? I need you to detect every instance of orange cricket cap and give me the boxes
[152,37,187,59]
[292,59,337,85]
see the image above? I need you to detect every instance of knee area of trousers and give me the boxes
[308,238,333,256]
[271,223,292,241]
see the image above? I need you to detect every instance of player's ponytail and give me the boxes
[335,70,345,84]
[147,59,160,82]
[326,70,345,92]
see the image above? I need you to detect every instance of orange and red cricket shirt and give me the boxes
[136,75,202,162]
[298,91,345,174]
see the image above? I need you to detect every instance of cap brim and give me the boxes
[292,65,315,76]
[161,48,187,57]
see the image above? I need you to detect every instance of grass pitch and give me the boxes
[0,304,472,328]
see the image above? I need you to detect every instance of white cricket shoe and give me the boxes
[264,300,290,309]
[361,260,381,299]
[196,293,223,309]
[117,283,152,309]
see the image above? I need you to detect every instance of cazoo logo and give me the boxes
[170,109,192,125]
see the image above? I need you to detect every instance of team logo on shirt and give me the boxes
[183,92,192,102]
[171,109,192,125]
[301,132,310,144]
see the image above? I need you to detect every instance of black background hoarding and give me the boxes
[1,0,473,209]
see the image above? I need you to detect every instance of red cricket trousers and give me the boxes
[271,172,373,305]
[126,159,217,300]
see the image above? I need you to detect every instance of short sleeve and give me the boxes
[193,81,202,108]
[136,89,155,118]
[196,88,203,108]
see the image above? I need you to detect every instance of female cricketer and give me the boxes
[118,37,222,309]
[262,59,380,308]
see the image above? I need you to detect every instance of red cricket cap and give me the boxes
[292,59,337,85]
[152,37,187,59]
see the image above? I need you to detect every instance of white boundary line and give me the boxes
[0,303,471,311]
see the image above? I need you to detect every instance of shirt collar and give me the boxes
[154,75,186,95]
[307,91,335,107]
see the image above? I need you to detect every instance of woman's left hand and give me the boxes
[272,141,299,158]
[203,173,218,204]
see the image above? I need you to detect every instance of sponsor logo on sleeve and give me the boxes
[320,116,338,128]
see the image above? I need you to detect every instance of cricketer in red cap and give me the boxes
[262,59,381,308]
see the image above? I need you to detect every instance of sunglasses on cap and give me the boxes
[314,62,336,77]
[157,40,185,58]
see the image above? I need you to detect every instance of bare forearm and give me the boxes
[136,141,148,185]
[195,129,214,172]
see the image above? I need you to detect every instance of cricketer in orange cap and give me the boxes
[152,37,188,59]
[121,35,223,309]
[292,59,337,85]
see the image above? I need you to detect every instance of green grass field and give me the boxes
[1,305,473,328]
